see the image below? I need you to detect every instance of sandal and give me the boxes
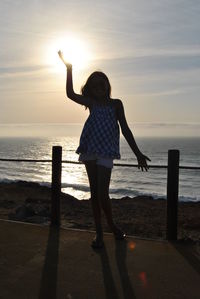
[113,227,126,240]
[91,235,104,249]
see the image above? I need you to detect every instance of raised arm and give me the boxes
[58,51,91,107]
[116,99,151,171]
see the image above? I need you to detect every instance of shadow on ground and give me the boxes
[39,225,60,299]
[94,239,136,299]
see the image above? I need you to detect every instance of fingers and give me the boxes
[58,51,66,63]
[145,162,149,171]
[137,155,151,172]
[58,50,62,57]
[138,163,149,172]
[138,164,144,171]
[144,155,151,162]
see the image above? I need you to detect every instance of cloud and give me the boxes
[95,53,200,76]
[0,65,47,75]
[0,65,50,77]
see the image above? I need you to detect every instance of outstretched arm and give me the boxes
[116,99,151,171]
[58,51,91,107]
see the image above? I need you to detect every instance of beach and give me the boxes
[0,181,199,243]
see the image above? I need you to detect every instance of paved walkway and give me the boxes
[0,219,200,299]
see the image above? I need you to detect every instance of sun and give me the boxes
[46,34,92,73]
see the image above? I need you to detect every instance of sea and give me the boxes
[0,135,199,202]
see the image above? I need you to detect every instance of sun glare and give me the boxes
[46,34,92,72]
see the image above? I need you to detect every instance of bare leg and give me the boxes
[97,165,126,239]
[84,161,103,239]
[97,165,115,229]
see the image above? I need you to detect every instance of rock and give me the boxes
[120,196,133,200]
[183,219,200,229]
[25,197,50,204]
[25,197,42,204]
[178,237,196,244]
[9,204,36,220]
[25,215,49,224]
[16,204,35,217]
[15,181,42,188]
[36,206,50,217]
[8,201,51,223]
[0,199,15,208]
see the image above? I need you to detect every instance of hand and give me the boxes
[136,153,151,171]
[58,50,72,68]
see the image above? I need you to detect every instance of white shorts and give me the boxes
[78,153,113,169]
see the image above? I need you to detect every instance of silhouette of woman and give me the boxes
[58,51,151,249]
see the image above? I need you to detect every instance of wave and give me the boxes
[0,178,199,203]
[0,178,52,187]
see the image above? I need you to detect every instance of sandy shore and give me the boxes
[0,181,200,243]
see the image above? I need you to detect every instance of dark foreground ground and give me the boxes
[1,219,200,299]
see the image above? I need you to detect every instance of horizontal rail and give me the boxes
[0,158,52,163]
[0,158,200,170]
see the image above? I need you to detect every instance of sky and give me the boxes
[0,0,200,137]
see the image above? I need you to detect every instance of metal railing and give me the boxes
[0,146,200,241]
[1,157,200,170]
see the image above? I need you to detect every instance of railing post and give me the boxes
[51,146,62,226]
[166,149,180,240]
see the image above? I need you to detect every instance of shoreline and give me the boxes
[0,181,200,243]
[1,179,199,203]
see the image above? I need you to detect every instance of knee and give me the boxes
[97,190,109,200]
[97,192,109,208]
[90,185,98,200]
[90,192,98,202]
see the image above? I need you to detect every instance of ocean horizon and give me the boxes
[0,122,200,138]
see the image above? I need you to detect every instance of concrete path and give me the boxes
[0,219,200,299]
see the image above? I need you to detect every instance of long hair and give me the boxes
[81,71,112,109]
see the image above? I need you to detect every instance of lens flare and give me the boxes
[128,241,136,250]
[139,271,147,287]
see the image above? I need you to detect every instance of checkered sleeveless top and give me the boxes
[76,103,120,159]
